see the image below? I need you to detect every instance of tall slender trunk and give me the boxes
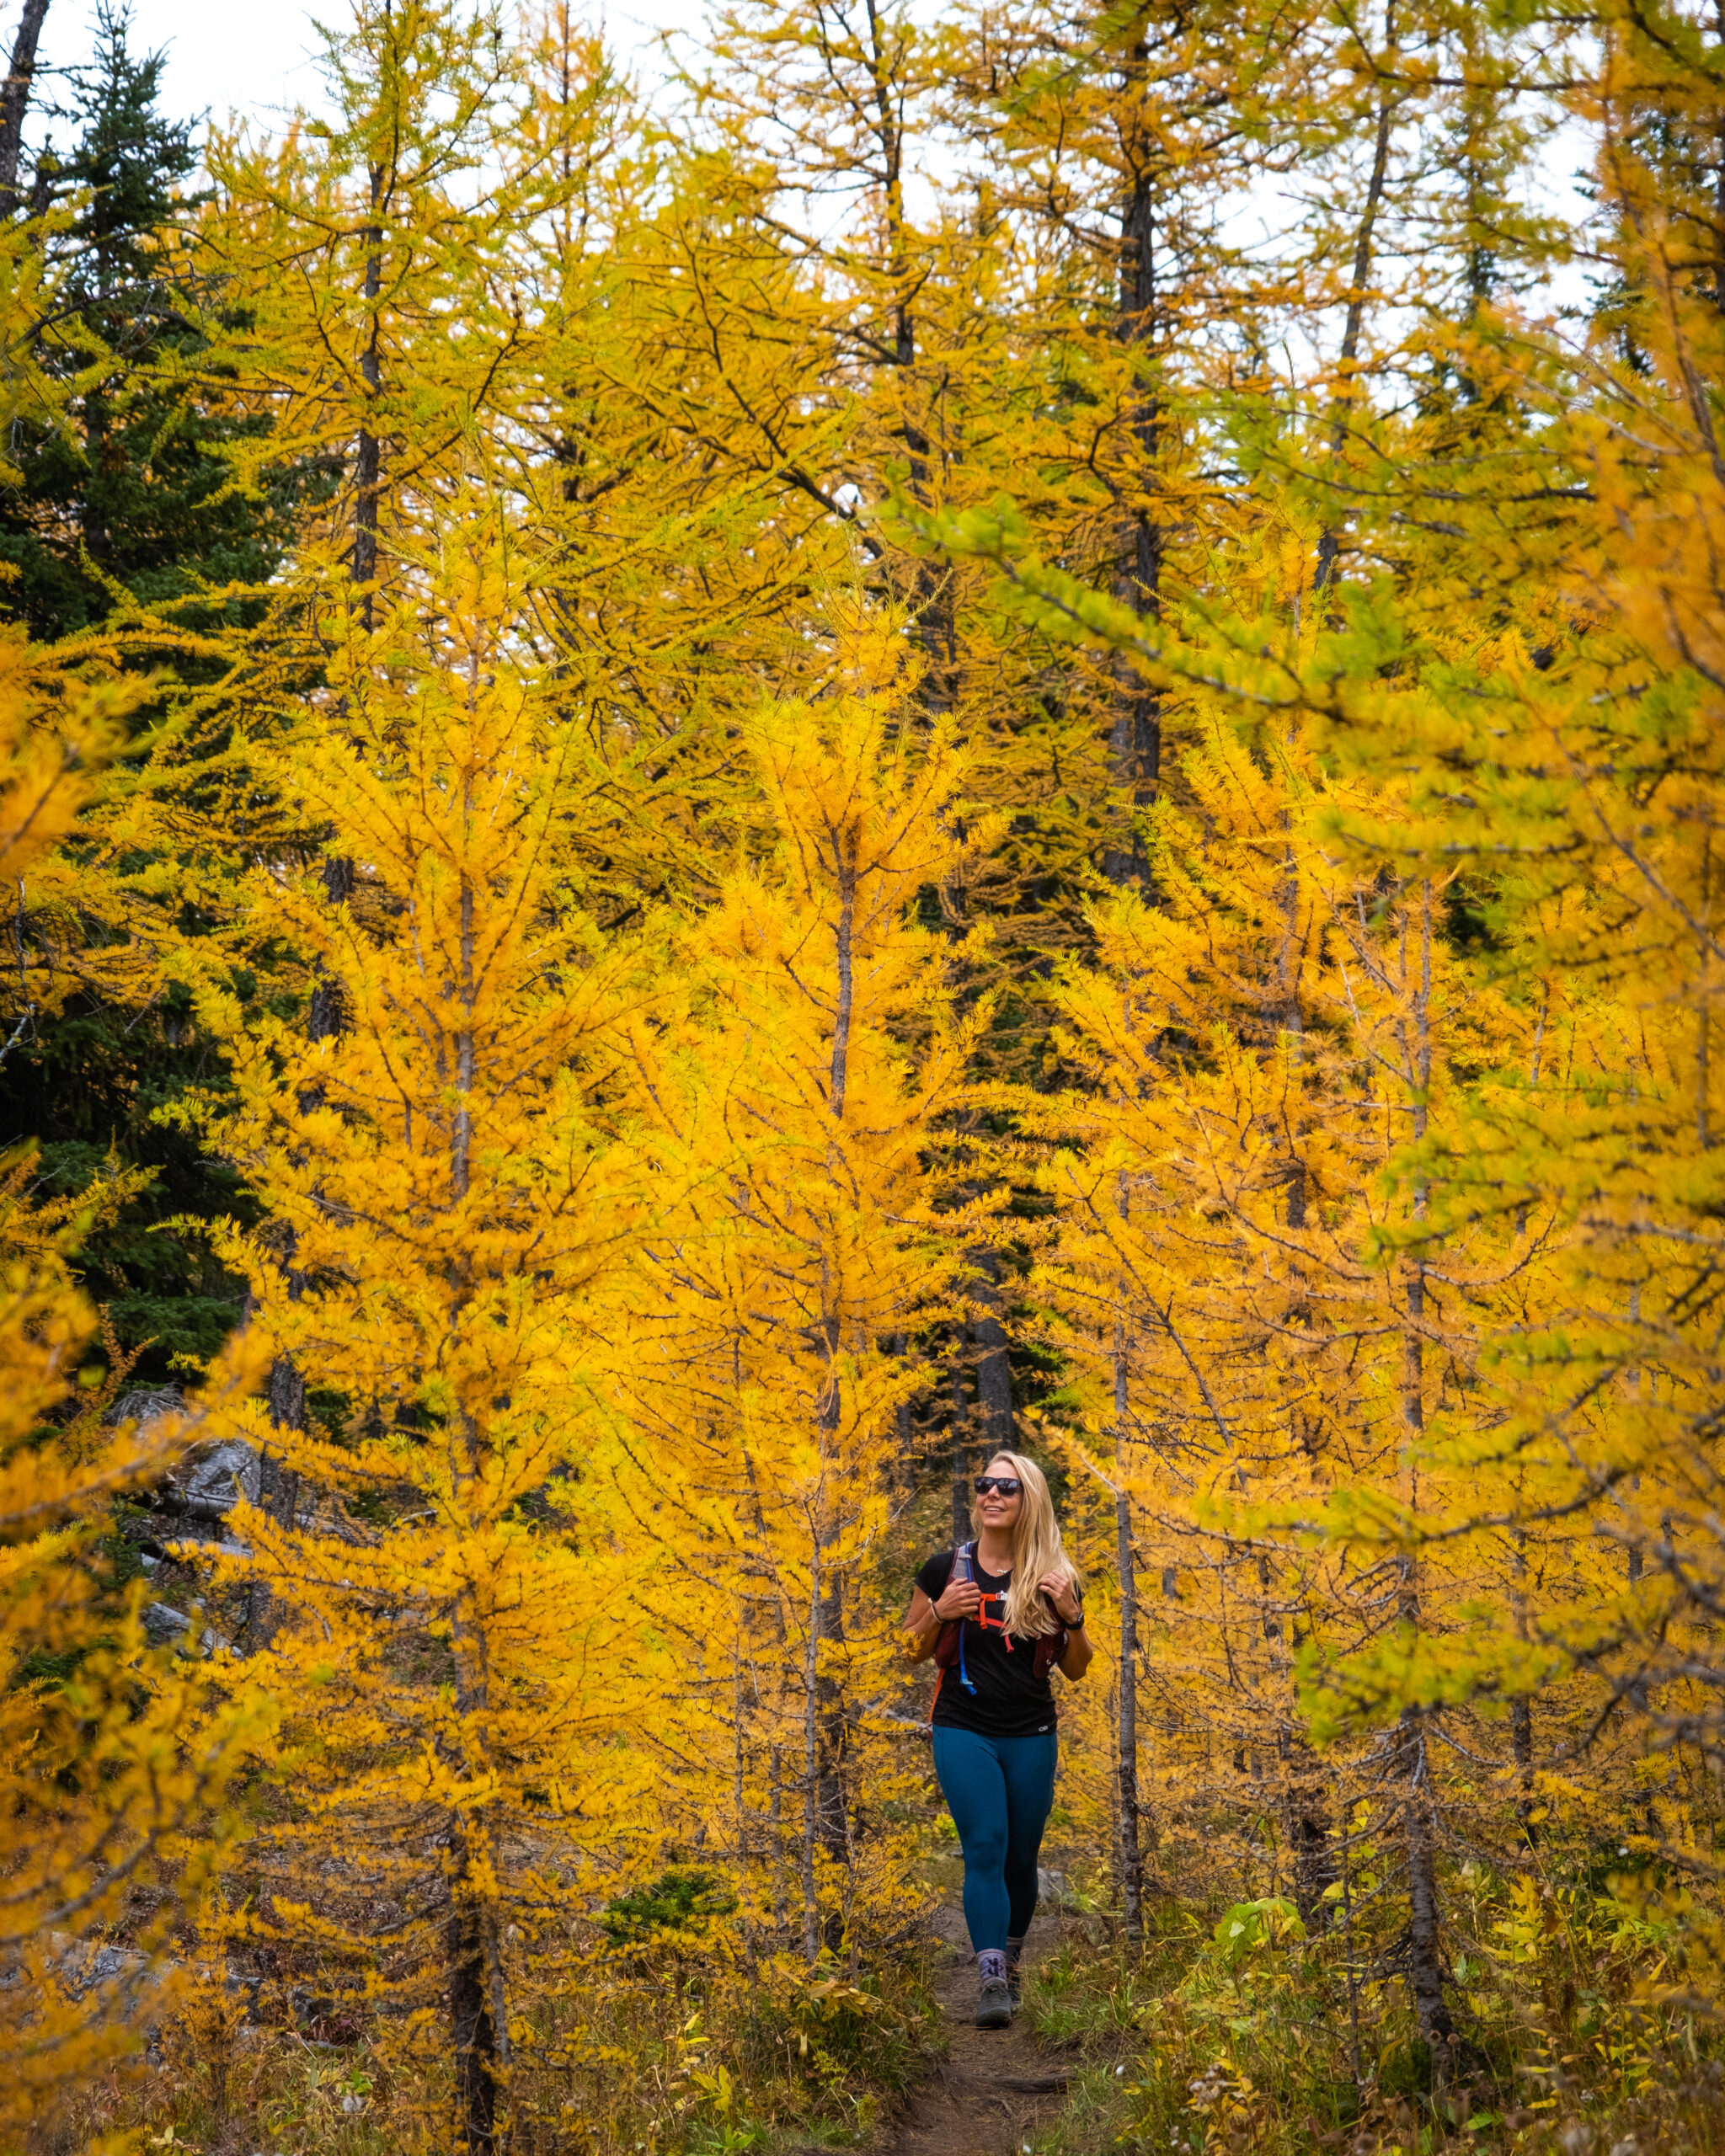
[1313,0,1399,599]
[742,1453,789,1924]
[1512,1526,1536,1846]
[970,1251,1014,1458]
[1104,61,1164,886]
[0,0,48,220]
[1511,1698,1535,1846]
[1701,835,1714,1151]
[444,834,504,2155]
[814,1390,850,1913]
[446,1872,499,2156]
[254,854,355,1647]
[829,841,856,1115]
[1715,0,1725,316]
[448,1611,506,2152]
[446,1412,510,2150]
[1397,1714,1451,2070]
[801,1566,822,1963]
[1276,798,1334,1911]
[769,1743,785,1931]
[353,152,384,616]
[859,0,955,709]
[806,872,856,1959]
[734,1641,749,1861]
[892,1332,915,1470]
[1397,881,1453,2075]
[1115,1477,1144,1941]
[950,1366,971,1545]
[1113,1209,1144,1936]
[815,1564,848,1881]
[1285,1742,1337,1927]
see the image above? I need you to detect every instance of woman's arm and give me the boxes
[903,1586,940,1662]
[1058,1622,1094,1681]
[1039,1569,1095,1681]
[903,1571,982,1661]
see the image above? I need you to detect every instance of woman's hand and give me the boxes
[903,1582,970,1662]
[932,1577,982,1623]
[1039,1572,1082,1625]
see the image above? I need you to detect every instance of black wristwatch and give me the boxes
[1065,1607,1085,1628]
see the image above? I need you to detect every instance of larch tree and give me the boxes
[188,517,662,2156]
[1283,0,1725,1993]
[611,618,1001,1961]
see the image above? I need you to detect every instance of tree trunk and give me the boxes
[0,0,49,219]
[446,1429,509,2148]
[1512,1524,1536,1847]
[253,856,355,1646]
[950,1366,972,1545]
[1115,1483,1144,1941]
[769,1742,786,1932]
[1713,0,1725,313]
[815,1569,847,1864]
[816,1564,848,1951]
[446,1877,499,2156]
[892,1331,914,1470]
[971,1251,1014,1459]
[1511,1697,1536,1847]
[1396,880,1451,2079]
[801,1570,822,1963]
[354,162,384,613]
[1397,1711,1455,2073]
[1103,62,1165,889]
[1313,0,1398,598]
[1283,1734,1337,1929]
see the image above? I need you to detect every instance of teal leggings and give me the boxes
[932,1726,1058,1953]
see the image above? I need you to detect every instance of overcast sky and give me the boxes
[21,0,686,146]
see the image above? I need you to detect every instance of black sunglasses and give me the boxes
[975,1476,1023,1497]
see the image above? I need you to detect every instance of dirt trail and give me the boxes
[870,1905,1072,2156]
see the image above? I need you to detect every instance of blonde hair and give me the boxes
[969,1451,1081,1638]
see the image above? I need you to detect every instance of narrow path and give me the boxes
[873,1906,1071,2156]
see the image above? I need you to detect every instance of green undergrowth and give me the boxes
[35,1942,943,2156]
[1019,1866,1725,2156]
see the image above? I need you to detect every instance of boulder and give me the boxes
[180,1439,260,1516]
[143,1601,192,1645]
[142,1602,236,1659]
[105,1385,185,1432]
[1038,1866,1080,1910]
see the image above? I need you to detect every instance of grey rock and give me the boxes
[180,1440,260,1516]
[145,1604,236,1660]
[52,1936,147,1998]
[0,1929,158,2021]
[1037,1866,1078,1909]
[106,1390,261,1534]
[106,1386,184,1431]
[143,1602,192,1645]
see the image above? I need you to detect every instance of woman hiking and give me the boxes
[904,1449,1092,2028]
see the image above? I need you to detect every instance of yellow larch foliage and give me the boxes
[0,657,269,2145]
[187,518,664,2153]
[611,620,1001,1957]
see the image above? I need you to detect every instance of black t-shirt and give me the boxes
[916,1547,1059,1738]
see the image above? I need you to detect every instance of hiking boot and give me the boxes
[976,1977,1012,2029]
[1007,1964,1023,2013]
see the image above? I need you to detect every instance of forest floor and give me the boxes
[865,1904,1076,2156]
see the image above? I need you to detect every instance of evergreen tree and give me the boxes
[0,6,294,1383]
[0,2,288,638]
